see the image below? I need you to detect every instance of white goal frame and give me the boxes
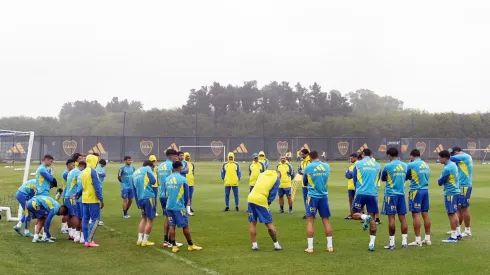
[462,148,489,164]
[179,145,226,163]
[0,130,35,221]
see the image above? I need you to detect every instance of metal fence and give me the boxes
[15,136,490,162]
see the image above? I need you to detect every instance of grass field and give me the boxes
[1,160,490,275]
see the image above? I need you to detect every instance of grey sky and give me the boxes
[1,1,489,118]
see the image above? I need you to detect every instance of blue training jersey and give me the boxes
[62,169,69,189]
[133,166,157,200]
[165,172,189,211]
[18,179,36,197]
[35,164,54,196]
[29,195,60,238]
[118,165,135,189]
[382,159,407,196]
[450,153,473,187]
[96,165,106,184]
[438,161,460,196]
[76,173,83,202]
[353,157,381,196]
[406,158,430,190]
[303,160,330,198]
[64,168,81,199]
[158,160,174,198]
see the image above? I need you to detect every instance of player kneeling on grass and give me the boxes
[133,160,157,246]
[303,151,333,253]
[13,179,36,237]
[248,170,282,251]
[166,161,202,253]
[27,195,68,243]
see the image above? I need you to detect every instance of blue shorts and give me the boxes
[26,202,47,219]
[352,194,379,214]
[382,195,407,215]
[409,189,430,213]
[306,196,331,218]
[140,198,156,219]
[278,188,292,197]
[445,195,459,214]
[159,197,167,216]
[247,203,272,224]
[121,188,134,199]
[64,198,78,216]
[458,187,472,208]
[167,209,188,228]
[348,190,355,199]
[77,202,83,219]
[15,191,30,210]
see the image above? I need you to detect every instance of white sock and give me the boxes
[187,206,191,212]
[369,235,376,246]
[62,222,68,230]
[75,231,80,239]
[425,234,431,241]
[70,228,75,236]
[456,226,461,236]
[252,242,258,248]
[138,233,143,242]
[389,236,395,246]
[143,234,149,243]
[415,236,422,243]
[42,232,47,239]
[450,230,457,239]
[402,234,408,245]
[16,221,22,227]
[361,214,368,221]
[307,238,314,249]
[274,241,281,249]
[326,236,333,248]
[465,227,471,233]
[24,229,30,234]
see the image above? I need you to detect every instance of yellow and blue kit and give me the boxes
[450,153,473,207]
[133,166,157,219]
[26,195,61,238]
[165,172,189,228]
[62,169,69,191]
[64,168,81,217]
[118,164,135,199]
[258,151,270,169]
[345,161,357,199]
[35,164,54,196]
[438,161,460,214]
[184,153,196,206]
[247,171,280,224]
[158,159,174,214]
[303,160,331,218]
[277,161,294,197]
[406,158,431,213]
[221,152,241,208]
[299,155,311,215]
[352,157,381,214]
[249,160,265,191]
[381,160,408,215]
[16,179,36,226]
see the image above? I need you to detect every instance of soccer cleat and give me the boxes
[384,245,395,250]
[172,246,180,253]
[84,241,100,247]
[442,237,458,243]
[461,232,472,238]
[24,232,34,237]
[288,209,293,214]
[236,207,239,211]
[188,211,194,216]
[422,240,432,246]
[13,226,22,236]
[252,247,259,251]
[190,208,195,213]
[344,215,353,220]
[457,235,462,241]
[98,221,104,226]
[274,246,282,251]
[163,241,171,247]
[408,241,422,247]
[32,236,41,243]
[362,215,372,231]
[176,242,183,247]
[278,209,284,214]
[327,247,334,252]
[141,241,155,247]
[188,244,202,251]
[123,215,131,219]
[137,241,142,246]
[304,248,314,254]
[375,218,381,225]
[223,207,229,212]
[368,245,375,251]
[60,229,69,234]
[402,244,408,249]
[79,238,85,244]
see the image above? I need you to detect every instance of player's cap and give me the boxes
[252,153,258,158]
[149,155,157,161]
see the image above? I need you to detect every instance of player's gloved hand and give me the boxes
[51,178,58,187]
[100,201,104,209]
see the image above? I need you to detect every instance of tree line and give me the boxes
[1,81,489,138]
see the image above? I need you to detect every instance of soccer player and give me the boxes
[380,148,408,250]
[222,152,241,211]
[178,151,190,176]
[75,161,87,243]
[247,170,282,251]
[298,149,311,219]
[72,152,84,166]
[351,149,381,251]
[406,149,432,246]
[258,151,270,169]
[184,152,196,215]
[276,155,294,214]
[96,159,107,225]
[149,155,159,216]
[35,154,58,196]
[249,153,265,192]
[59,159,75,234]
[13,179,36,237]
[438,150,461,243]
[26,195,68,243]
[344,153,358,219]
[166,161,202,253]
[134,160,157,246]
[321,151,326,161]
[158,149,183,248]
[450,147,473,238]
[65,160,84,241]
[76,154,104,247]
[286,151,292,162]
[118,156,135,218]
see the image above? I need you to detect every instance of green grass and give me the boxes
[1,161,490,275]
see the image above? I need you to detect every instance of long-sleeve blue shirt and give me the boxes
[29,196,60,238]
[35,164,54,196]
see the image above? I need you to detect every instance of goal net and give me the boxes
[0,130,35,221]
[179,145,226,162]
[462,148,490,164]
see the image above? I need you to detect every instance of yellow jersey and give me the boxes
[247,171,280,207]
[277,162,294,188]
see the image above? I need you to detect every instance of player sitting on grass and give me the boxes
[247,170,282,251]
[381,148,409,250]
[249,153,265,192]
[35,154,58,196]
[437,150,461,243]
[26,195,68,243]
[118,156,135,219]
[304,151,333,253]
[276,155,294,214]
[13,179,36,237]
[166,161,202,253]
[222,152,241,211]
[134,160,157,247]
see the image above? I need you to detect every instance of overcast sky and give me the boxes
[0,1,488,118]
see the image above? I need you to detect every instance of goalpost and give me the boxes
[0,130,35,222]
[179,145,226,162]
[462,148,489,164]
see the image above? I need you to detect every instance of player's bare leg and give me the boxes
[409,212,422,246]
[122,198,129,217]
[321,217,333,252]
[461,207,471,237]
[305,216,315,253]
[287,195,293,214]
[32,218,46,243]
[183,226,202,252]
[278,195,285,213]
[348,197,354,217]
[169,225,177,251]
[443,213,460,243]
[249,222,258,250]
[399,214,408,248]
[422,212,431,245]
[137,217,146,246]
[266,223,281,250]
[127,198,133,211]
[385,215,396,250]
[141,218,154,246]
